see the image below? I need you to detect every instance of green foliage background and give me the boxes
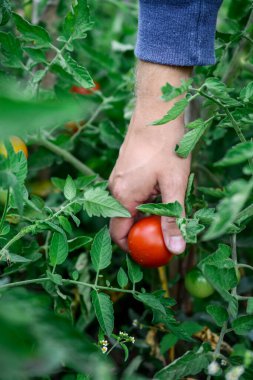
[0,0,253,379]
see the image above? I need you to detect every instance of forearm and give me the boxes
[132,61,192,133]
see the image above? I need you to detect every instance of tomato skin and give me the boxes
[185,268,215,298]
[0,136,28,158]
[127,216,173,268]
[70,81,100,95]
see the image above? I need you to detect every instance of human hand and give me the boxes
[109,61,192,254]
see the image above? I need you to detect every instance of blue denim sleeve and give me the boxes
[135,0,222,66]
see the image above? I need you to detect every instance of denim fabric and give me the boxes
[135,0,222,66]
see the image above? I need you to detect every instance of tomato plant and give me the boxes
[0,0,253,379]
[128,216,173,267]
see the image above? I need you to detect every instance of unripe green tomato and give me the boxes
[185,268,215,299]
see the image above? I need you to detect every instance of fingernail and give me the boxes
[167,236,186,255]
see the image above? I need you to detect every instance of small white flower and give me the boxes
[119,331,128,338]
[99,339,108,347]
[208,361,220,375]
[129,336,135,344]
[101,346,108,354]
[226,366,244,380]
[221,359,228,367]
[132,319,138,327]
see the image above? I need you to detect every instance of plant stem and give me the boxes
[0,277,138,295]
[231,234,237,297]
[237,263,253,271]
[31,137,101,178]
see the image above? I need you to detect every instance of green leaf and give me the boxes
[240,81,253,102]
[194,208,215,224]
[83,188,131,218]
[237,204,253,225]
[117,268,128,288]
[177,218,205,243]
[152,98,189,125]
[0,0,11,26]
[214,142,253,167]
[137,201,183,217]
[198,245,238,302]
[198,187,225,199]
[126,256,143,284]
[134,293,166,315]
[59,53,94,88]
[206,304,228,327]
[63,0,93,41]
[23,47,48,64]
[160,334,178,354]
[232,315,253,335]
[90,226,112,272]
[100,121,123,149]
[204,179,253,240]
[0,85,85,138]
[155,344,212,380]
[49,232,68,266]
[12,12,51,48]
[46,270,63,286]
[247,298,253,314]
[64,175,77,200]
[175,119,207,158]
[161,79,192,102]
[58,216,72,234]
[0,31,23,68]
[68,236,92,252]
[185,173,195,216]
[0,253,31,264]
[91,291,114,336]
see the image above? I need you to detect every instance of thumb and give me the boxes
[159,177,187,255]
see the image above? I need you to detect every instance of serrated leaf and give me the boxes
[198,187,225,199]
[232,315,253,335]
[161,79,192,102]
[155,344,212,380]
[194,208,215,224]
[206,304,228,327]
[137,201,182,217]
[126,256,143,284]
[49,232,68,266]
[214,141,253,167]
[100,121,123,149]
[12,12,51,48]
[117,268,128,288]
[176,120,207,158]
[204,179,253,240]
[58,215,72,234]
[152,98,189,125]
[177,218,205,243]
[83,188,131,218]
[68,236,92,252]
[64,175,76,200]
[59,53,94,88]
[90,226,112,272]
[240,81,253,102]
[91,291,114,336]
[63,0,94,41]
[134,293,166,315]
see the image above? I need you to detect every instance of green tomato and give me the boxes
[185,268,215,299]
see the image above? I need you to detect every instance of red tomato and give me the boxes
[127,216,173,268]
[70,81,100,95]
